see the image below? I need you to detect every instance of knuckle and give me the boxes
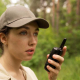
[55,70,59,75]
[57,63,60,68]
[56,64,61,71]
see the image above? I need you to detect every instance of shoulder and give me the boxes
[0,64,10,79]
[22,66,38,80]
[23,66,35,75]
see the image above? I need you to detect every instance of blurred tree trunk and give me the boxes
[52,0,55,28]
[67,0,71,25]
[43,7,46,19]
[42,0,47,19]
[56,0,59,33]
[76,0,80,26]
[40,0,46,19]
[30,6,38,17]
[23,0,40,17]
[67,0,71,14]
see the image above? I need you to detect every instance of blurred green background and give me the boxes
[0,0,80,80]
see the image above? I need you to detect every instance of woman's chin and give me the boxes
[23,57,33,61]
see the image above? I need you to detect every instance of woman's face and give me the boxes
[5,22,39,61]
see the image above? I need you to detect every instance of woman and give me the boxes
[0,5,67,80]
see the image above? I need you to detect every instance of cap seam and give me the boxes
[7,17,34,25]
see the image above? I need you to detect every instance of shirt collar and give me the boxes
[0,64,27,80]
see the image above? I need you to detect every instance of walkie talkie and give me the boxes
[44,38,67,72]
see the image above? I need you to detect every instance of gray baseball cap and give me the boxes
[0,5,49,30]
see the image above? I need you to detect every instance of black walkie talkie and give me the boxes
[44,38,67,72]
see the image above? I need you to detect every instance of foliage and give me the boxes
[58,25,80,57]
[57,55,80,80]
[0,0,6,16]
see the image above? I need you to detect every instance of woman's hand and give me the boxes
[47,46,67,80]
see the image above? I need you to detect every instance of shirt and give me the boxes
[0,64,38,80]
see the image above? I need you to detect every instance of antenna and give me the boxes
[60,38,67,49]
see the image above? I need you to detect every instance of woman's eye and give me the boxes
[19,31,27,35]
[34,32,38,36]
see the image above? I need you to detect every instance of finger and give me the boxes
[52,55,64,65]
[47,54,49,59]
[48,59,61,71]
[47,65,59,75]
[62,46,67,57]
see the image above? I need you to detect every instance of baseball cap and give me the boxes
[0,5,49,30]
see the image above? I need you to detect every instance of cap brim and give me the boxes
[7,17,49,28]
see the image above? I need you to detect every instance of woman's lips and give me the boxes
[25,48,34,55]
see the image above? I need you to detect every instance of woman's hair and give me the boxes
[0,26,12,54]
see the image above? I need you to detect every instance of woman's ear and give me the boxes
[0,33,7,45]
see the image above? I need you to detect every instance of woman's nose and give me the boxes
[28,36,37,46]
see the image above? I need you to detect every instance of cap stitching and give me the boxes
[7,17,34,25]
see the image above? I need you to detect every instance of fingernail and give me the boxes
[48,59,51,62]
[53,54,57,58]
[64,46,67,48]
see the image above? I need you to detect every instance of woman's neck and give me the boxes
[0,52,22,73]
